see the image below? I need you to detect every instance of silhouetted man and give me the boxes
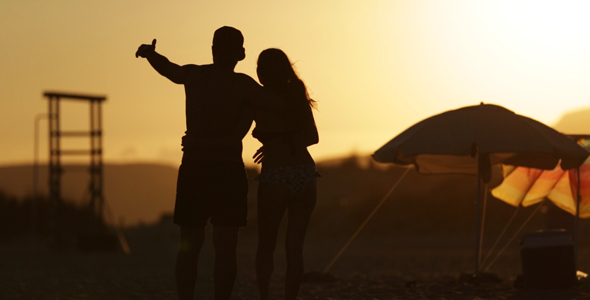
[136,26,279,300]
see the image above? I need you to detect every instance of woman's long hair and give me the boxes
[257,48,317,109]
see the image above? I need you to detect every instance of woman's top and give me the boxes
[253,84,319,192]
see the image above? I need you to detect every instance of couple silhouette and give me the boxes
[136,26,319,300]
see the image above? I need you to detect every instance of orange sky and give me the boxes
[2,1,590,167]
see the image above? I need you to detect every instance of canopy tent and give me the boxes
[492,137,590,218]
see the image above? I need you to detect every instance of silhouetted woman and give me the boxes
[252,48,319,300]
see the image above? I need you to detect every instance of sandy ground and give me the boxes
[2,221,590,300]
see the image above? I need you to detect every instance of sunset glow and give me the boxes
[2,0,590,167]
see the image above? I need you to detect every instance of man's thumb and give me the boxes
[152,39,157,47]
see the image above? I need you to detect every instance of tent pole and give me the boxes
[483,201,544,272]
[322,167,411,275]
[480,205,520,270]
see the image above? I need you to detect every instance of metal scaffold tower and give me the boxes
[44,91,107,222]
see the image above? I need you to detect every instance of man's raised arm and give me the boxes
[135,39,189,84]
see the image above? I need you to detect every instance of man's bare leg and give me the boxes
[176,226,205,300]
[213,225,240,300]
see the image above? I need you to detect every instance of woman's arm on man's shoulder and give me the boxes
[236,74,286,109]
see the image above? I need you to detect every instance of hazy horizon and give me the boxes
[2,105,588,169]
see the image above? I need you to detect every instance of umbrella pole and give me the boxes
[475,152,491,276]
[574,167,582,265]
[478,181,489,272]
[475,175,482,275]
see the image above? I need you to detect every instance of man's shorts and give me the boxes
[173,159,248,228]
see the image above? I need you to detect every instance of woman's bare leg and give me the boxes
[285,181,316,300]
[256,183,289,300]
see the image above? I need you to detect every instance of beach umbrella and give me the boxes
[372,103,589,275]
[491,137,590,218]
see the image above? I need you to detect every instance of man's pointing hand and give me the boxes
[136,39,157,58]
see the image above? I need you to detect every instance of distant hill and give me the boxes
[0,156,560,237]
[0,163,180,226]
[553,107,590,135]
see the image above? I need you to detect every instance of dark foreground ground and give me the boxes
[2,220,590,300]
